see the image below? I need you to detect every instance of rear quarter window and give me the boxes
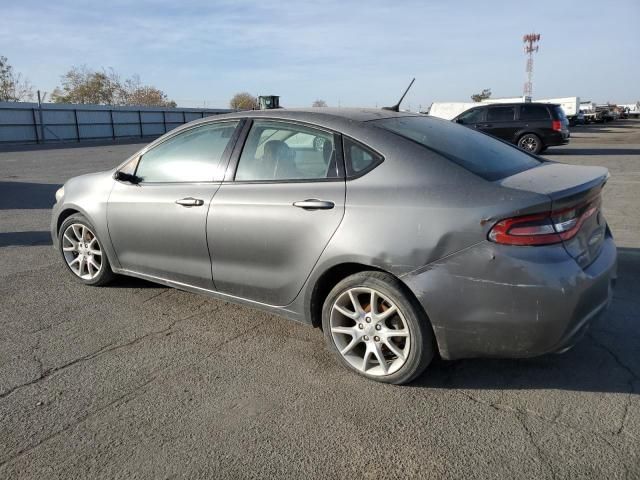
[520,104,550,121]
[373,116,542,181]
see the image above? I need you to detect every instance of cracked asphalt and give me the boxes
[1,121,639,479]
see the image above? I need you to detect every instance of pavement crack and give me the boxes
[0,376,156,469]
[0,303,221,401]
[588,333,638,436]
[515,413,556,479]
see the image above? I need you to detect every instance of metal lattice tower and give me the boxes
[523,33,541,97]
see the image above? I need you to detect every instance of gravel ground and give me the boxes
[1,121,639,479]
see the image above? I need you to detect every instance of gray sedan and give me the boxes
[51,108,617,384]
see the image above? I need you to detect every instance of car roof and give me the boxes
[204,107,422,124]
[470,102,558,108]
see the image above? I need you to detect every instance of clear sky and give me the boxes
[2,0,639,109]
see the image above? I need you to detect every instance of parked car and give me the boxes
[452,102,570,153]
[51,108,616,384]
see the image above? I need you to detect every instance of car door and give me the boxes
[482,105,517,141]
[207,119,346,306]
[107,120,241,289]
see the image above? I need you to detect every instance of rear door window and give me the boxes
[373,116,542,181]
[520,104,550,121]
[487,106,516,122]
[235,120,339,181]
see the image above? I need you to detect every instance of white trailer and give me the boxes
[427,102,479,120]
[537,97,580,123]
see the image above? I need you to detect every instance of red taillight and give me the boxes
[488,201,598,246]
[552,120,562,131]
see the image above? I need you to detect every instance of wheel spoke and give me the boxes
[69,256,80,267]
[71,225,83,241]
[89,248,102,256]
[331,326,356,336]
[361,345,373,371]
[384,339,404,360]
[375,305,397,322]
[62,245,76,252]
[78,256,86,276]
[348,290,364,315]
[334,305,358,320]
[369,290,377,315]
[89,257,100,273]
[340,337,361,355]
[386,328,409,338]
[63,233,77,247]
[372,342,388,374]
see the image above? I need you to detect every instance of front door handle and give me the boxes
[293,199,335,210]
[175,197,204,207]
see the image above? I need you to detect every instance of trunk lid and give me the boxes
[498,162,609,268]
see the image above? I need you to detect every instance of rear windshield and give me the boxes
[373,116,542,181]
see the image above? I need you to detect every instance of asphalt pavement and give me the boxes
[1,122,639,479]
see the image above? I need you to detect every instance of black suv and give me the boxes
[453,102,570,154]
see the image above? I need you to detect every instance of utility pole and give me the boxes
[522,33,541,98]
[37,90,45,143]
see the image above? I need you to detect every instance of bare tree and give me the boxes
[312,99,327,107]
[0,56,34,102]
[471,89,492,102]
[230,92,257,110]
[51,66,176,106]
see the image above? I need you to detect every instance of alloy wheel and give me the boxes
[330,287,410,376]
[61,223,103,280]
[519,136,538,151]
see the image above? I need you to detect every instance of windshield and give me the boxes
[373,116,542,181]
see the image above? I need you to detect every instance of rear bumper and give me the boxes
[545,131,570,146]
[402,235,617,360]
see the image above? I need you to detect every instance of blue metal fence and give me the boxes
[0,102,234,144]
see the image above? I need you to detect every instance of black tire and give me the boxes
[322,271,435,384]
[58,213,115,286]
[517,133,543,154]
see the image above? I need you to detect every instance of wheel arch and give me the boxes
[308,262,433,335]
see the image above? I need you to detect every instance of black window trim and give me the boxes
[518,103,552,121]
[124,118,245,185]
[342,136,385,180]
[224,118,347,184]
[486,105,517,123]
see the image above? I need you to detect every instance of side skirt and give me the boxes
[112,267,307,324]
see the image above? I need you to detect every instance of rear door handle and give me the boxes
[175,197,204,207]
[293,199,335,210]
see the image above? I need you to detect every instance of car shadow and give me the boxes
[0,181,61,209]
[0,231,52,247]
[410,247,639,394]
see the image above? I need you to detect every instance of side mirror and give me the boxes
[455,118,464,124]
[114,171,141,184]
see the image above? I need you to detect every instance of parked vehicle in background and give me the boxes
[580,102,605,123]
[620,103,640,118]
[537,97,580,125]
[452,102,569,153]
[427,102,479,120]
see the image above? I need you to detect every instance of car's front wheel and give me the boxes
[59,213,114,286]
[322,272,435,384]
[518,133,543,154]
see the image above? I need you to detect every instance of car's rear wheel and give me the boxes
[518,133,543,154]
[59,213,114,286]
[322,271,434,384]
